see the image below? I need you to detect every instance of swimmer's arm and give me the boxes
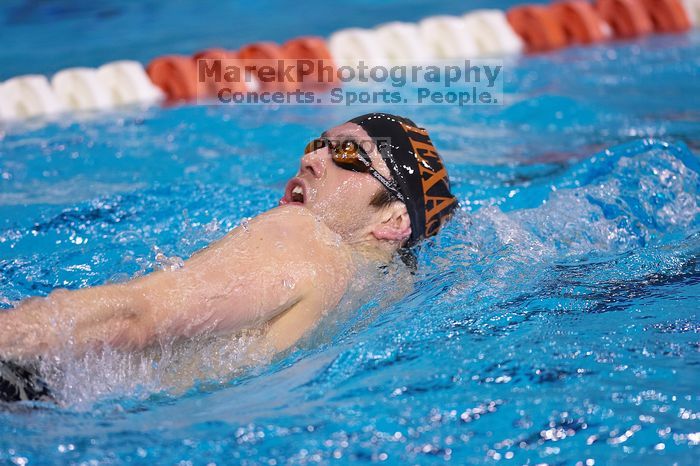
[132,219,322,344]
[0,284,148,359]
[0,207,326,359]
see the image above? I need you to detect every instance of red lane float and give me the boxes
[146,55,198,101]
[639,0,691,32]
[550,1,607,44]
[281,36,336,89]
[238,42,291,91]
[193,48,247,97]
[506,5,568,52]
[192,48,235,61]
[595,0,653,38]
[3,3,698,123]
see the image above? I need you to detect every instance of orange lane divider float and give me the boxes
[281,36,337,90]
[595,0,653,38]
[3,1,700,123]
[193,48,247,97]
[506,5,568,52]
[238,42,292,91]
[146,36,335,101]
[640,0,691,32]
[192,48,235,61]
[146,55,199,102]
[550,0,609,44]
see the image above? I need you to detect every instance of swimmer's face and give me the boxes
[281,122,411,244]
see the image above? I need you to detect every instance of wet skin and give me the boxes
[0,123,412,360]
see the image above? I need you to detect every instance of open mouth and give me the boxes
[291,185,304,203]
[280,177,307,206]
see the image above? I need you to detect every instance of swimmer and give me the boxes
[0,113,457,402]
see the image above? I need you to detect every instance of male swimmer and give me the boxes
[0,113,457,402]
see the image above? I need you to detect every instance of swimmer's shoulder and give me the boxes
[254,205,348,249]
[265,205,352,277]
[226,205,353,275]
[248,207,354,351]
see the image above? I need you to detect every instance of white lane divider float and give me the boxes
[0,75,64,120]
[328,28,385,68]
[373,22,433,64]
[97,60,164,105]
[418,15,480,59]
[0,61,163,123]
[52,67,113,110]
[3,3,698,125]
[463,9,524,56]
[682,0,700,25]
[0,83,15,120]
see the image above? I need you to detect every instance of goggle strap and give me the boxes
[367,166,405,202]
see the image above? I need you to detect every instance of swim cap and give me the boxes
[348,112,458,246]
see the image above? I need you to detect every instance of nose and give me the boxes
[300,147,325,179]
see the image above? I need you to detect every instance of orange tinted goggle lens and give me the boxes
[305,138,369,172]
[304,138,326,155]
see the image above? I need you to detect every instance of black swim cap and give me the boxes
[348,112,458,246]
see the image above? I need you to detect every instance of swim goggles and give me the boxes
[304,137,406,202]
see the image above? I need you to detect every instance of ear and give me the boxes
[371,203,412,243]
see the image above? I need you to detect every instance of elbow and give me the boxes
[107,312,157,352]
[106,290,159,351]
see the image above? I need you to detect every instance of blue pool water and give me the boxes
[2,1,700,465]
